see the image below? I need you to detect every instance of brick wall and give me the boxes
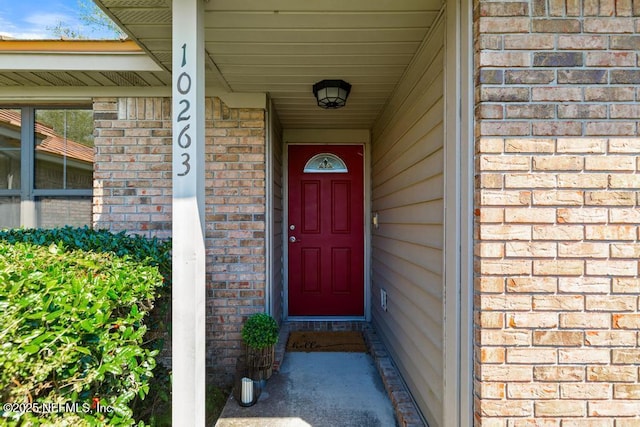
[93,97,267,382]
[93,97,173,238]
[476,0,640,424]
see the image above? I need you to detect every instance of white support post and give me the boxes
[172,0,206,425]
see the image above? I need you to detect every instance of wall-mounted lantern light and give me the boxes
[312,79,352,109]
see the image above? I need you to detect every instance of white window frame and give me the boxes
[0,106,93,228]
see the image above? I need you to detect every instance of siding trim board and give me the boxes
[267,97,285,322]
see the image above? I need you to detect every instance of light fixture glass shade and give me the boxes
[312,80,352,109]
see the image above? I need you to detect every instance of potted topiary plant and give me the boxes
[241,312,279,381]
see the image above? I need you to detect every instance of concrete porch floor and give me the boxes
[214,322,425,427]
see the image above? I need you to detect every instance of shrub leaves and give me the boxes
[0,228,169,426]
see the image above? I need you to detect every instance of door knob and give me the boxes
[289,236,298,243]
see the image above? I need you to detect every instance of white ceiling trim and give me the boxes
[218,93,267,109]
[0,86,170,102]
[0,86,266,108]
[0,53,162,72]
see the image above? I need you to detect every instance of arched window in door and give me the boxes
[303,153,348,173]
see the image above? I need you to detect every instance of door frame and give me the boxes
[282,129,371,321]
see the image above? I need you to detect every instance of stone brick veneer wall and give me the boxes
[476,0,640,424]
[93,97,267,382]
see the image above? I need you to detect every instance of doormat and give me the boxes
[286,331,367,353]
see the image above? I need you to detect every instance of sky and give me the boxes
[0,0,119,39]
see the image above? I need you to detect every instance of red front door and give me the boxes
[287,145,365,316]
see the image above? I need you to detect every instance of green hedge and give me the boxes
[0,227,170,284]
[0,227,171,426]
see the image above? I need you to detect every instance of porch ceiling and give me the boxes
[0,40,171,102]
[97,0,443,129]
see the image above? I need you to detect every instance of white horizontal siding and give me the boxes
[370,10,445,427]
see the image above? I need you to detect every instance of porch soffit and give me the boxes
[95,0,443,129]
[0,40,172,102]
[0,1,443,126]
